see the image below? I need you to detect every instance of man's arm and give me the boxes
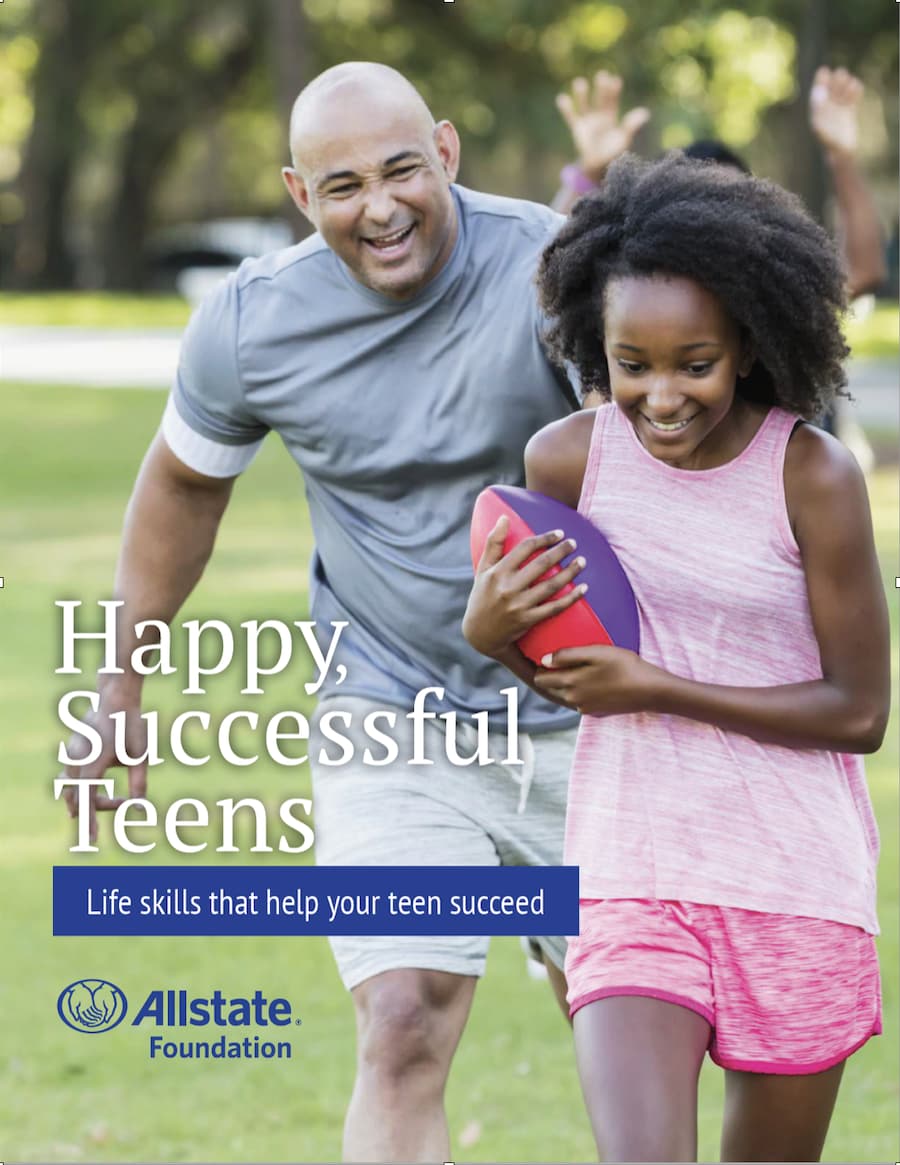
[61,433,236,840]
[810,65,887,298]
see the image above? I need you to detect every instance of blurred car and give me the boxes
[146,217,296,304]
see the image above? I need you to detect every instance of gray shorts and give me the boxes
[309,695,576,990]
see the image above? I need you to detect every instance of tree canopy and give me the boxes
[1,0,895,289]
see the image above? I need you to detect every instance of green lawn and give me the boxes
[845,299,900,360]
[0,290,896,362]
[0,383,897,1163]
[0,292,190,329]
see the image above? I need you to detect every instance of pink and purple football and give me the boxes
[470,485,640,665]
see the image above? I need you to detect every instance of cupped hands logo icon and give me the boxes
[57,979,128,1033]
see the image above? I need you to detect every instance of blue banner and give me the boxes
[53,865,579,936]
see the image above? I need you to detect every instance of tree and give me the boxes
[98,3,265,288]
[10,0,94,287]
[4,0,895,290]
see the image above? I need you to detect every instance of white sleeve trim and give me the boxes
[161,397,264,478]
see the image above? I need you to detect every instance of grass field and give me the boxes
[0,382,897,1164]
[845,299,900,360]
[0,292,191,329]
[0,291,896,361]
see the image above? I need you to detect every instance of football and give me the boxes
[470,485,640,664]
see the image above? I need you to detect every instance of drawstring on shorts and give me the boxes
[503,730,535,815]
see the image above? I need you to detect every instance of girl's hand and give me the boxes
[462,516,587,659]
[534,644,657,716]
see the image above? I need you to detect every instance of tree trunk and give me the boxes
[99,8,262,289]
[267,0,311,240]
[101,125,180,290]
[788,0,828,224]
[9,0,92,288]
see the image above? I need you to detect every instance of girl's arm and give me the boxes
[461,412,594,698]
[524,408,594,508]
[535,425,891,753]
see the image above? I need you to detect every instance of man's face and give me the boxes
[285,97,460,300]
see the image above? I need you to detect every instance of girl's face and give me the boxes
[604,274,753,470]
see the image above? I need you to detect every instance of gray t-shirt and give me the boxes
[166,184,579,731]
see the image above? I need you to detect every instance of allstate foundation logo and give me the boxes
[57,979,128,1033]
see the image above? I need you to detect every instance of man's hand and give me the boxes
[556,70,650,183]
[462,517,586,659]
[809,65,863,159]
[533,644,657,716]
[59,681,148,845]
[54,433,235,844]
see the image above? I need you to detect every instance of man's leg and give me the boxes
[310,697,500,1163]
[543,955,571,1020]
[344,968,476,1162]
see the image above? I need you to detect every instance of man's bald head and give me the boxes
[289,62,435,171]
[281,61,461,300]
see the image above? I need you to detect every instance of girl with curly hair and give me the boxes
[463,152,889,1162]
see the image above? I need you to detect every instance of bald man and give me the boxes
[65,62,580,1161]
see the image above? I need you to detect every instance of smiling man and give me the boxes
[282,65,460,300]
[64,62,581,1163]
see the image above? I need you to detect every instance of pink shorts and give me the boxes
[566,899,882,1074]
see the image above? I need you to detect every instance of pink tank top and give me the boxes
[567,403,879,933]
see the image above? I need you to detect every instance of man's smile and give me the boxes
[362,224,415,256]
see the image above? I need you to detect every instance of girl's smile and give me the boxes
[639,411,700,433]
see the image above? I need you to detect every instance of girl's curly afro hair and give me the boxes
[538,152,850,419]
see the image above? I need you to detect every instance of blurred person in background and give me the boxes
[554,66,886,299]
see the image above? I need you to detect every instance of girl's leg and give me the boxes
[720,1062,845,1162]
[574,995,711,1162]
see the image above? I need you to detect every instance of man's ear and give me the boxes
[283,167,315,226]
[433,120,461,183]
